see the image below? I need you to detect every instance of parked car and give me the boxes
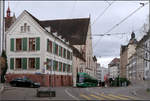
[9,77,40,88]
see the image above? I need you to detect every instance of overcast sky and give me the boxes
[5,1,149,68]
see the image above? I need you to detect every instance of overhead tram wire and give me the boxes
[92,33,126,36]
[92,32,127,51]
[105,0,111,5]
[92,0,115,26]
[104,2,149,35]
[93,2,149,49]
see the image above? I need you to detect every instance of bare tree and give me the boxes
[0,57,5,68]
[0,50,8,83]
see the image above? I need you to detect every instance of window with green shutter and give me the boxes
[46,58,52,70]
[59,62,62,72]
[53,42,55,54]
[63,48,66,58]
[53,60,55,71]
[53,60,56,71]
[47,39,49,52]
[10,38,14,51]
[49,40,52,53]
[66,64,68,72]
[53,42,58,55]
[46,58,49,70]
[56,44,58,55]
[70,52,73,60]
[67,64,71,72]
[59,46,63,57]
[35,58,40,69]
[22,58,27,70]
[59,46,61,56]
[63,63,66,72]
[56,61,58,71]
[67,50,70,60]
[10,58,14,70]
[70,65,72,72]
[36,37,40,51]
[62,48,64,58]
[22,38,27,51]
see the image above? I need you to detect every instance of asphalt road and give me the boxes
[0,85,149,100]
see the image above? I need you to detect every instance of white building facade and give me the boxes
[96,63,101,81]
[143,34,150,80]
[108,58,120,79]
[6,10,73,87]
[127,53,137,80]
[100,67,108,82]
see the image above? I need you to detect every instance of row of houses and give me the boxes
[120,31,150,81]
[108,30,150,82]
[0,5,98,86]
[97,63,108,82]
[108,58,120,79]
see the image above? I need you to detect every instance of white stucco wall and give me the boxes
[6,11,72,76]
[109,66,119,79]
[144,38,150,79]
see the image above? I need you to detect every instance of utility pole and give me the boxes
[0,0,5,55]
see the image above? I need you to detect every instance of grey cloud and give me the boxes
[5,1,149,59]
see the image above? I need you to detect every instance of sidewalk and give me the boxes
[135,88,150,100]
[129,80,150,100]
[0,83,4,93]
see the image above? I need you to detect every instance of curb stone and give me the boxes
[0,84,4,94]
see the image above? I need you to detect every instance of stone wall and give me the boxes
[5,73,72,87]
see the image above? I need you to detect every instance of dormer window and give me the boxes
[21,23,30,33]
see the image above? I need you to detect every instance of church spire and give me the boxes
[7,2,11,18]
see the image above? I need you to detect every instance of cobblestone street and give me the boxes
[0,84,150,100]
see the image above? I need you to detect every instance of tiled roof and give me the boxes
[39,18,90,45]
[26,10,86,61]
[5,10,86,61]
[71,46,85,61]
[5,17,16,31]
[108,58,120,67]
[137,30,150,48]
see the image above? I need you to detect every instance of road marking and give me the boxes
[118,94,138,100]
[108,94,129,100]
[99,93,116,100]
[65,88,79,100]
[90,94,105,100]
[80,94,91,100]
